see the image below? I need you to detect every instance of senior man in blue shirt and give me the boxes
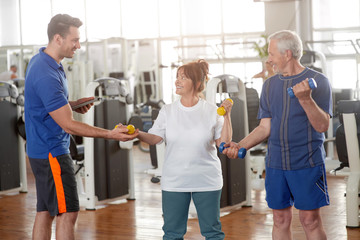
[223,30,332,240]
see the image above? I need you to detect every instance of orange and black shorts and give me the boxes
[29,153,79,216]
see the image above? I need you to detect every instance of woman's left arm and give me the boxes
[215,100,233,147]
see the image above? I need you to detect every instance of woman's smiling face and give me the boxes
[175,68,195,96]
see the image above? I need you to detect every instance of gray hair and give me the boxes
[268,30,303,60]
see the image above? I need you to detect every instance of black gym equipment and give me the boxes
[0,81,27,194]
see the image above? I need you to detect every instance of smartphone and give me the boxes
[71,97,102,110]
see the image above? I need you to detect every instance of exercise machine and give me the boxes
[0,81,27,195]
[334,100,360,228]
[80,77,137,210]
[141,101,166,183]
[206,74,252,207]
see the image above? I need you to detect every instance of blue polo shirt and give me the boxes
[24,47,70,159]
[259,67,333,170]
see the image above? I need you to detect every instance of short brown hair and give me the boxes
[177,59,209,94]
[47,14,83,42]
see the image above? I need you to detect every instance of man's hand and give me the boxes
[70,97,95,114]
[292,78,313,100]
[110,124,139,141]
[222,141,242,159]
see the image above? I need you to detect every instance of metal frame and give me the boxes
[81,78,135,210]
[0,81,27,195]
[342,113,360,227]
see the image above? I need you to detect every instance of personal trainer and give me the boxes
[24,14,138,240]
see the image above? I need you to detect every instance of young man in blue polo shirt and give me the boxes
[25,14,139,240]
[223,30,332,240]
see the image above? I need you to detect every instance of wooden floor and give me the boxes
[0,144,359,240]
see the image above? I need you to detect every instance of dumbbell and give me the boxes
[114,124,136,134]
[217,98,233,116]
[287,78,317,98]
[219,142,247,159]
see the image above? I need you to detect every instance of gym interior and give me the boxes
[0,0,360,239]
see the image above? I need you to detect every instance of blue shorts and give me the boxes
[265,164,330,210]
[29,153,79,216]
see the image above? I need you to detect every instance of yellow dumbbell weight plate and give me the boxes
[217,98,233,116]
[114,124,135,134]
[217,107,226,116]
[127,124,135,134]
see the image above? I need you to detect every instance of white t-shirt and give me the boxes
[148,98,224,192]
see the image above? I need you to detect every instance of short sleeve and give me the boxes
[148,106,166,144]
[35,76,68,113]
[258,79,272,119]
[312,74,333,118]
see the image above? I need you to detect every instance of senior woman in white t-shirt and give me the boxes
[137,59,232,240]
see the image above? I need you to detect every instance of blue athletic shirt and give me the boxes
[258,67,333,170]
[25,47,70,159]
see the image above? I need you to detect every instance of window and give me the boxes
[181,0,222,35]
[223,0,265,33]
[85,0,121,40]
[160,40,179,103]
[329,59,357,89]
[20,0,51,45]
[121,0,158,39]
[312,0,360,29]
[51,0,86,42]
[312,0,360,92]
[158,0,180,37]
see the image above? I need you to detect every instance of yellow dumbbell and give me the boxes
[126,124,135,135]
[114,124,136,134]
[217,98,233,116]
